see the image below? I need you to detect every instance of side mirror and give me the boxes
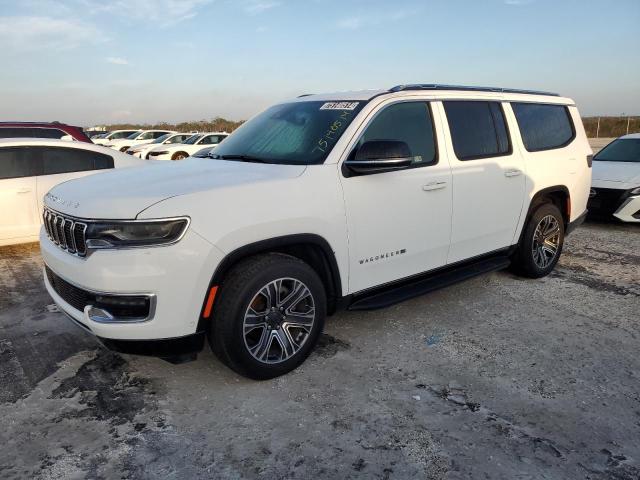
[343,140,412,176]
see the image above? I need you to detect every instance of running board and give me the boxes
[348,256,512,311]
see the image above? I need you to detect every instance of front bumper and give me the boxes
[41,227,224,342]
[588,188,640,223]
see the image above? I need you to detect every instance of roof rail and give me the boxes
[297,93,314,98]
[389,84,559,97]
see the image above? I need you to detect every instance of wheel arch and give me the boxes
[197,234,343,332]
[172,151,189,160]
[526,185,571,228]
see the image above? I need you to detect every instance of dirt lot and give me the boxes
[0,220,638,480]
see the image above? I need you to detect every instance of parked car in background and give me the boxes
[192,146,217,158]
[106,130,175,152]
[146,132,228,160]
[126,133,193,159]
[88,131,110,139]
[0,139,145,246]
[0,122,92,143]
[40,84,591,379]
[93,130,140,146]
[589,133,640,222]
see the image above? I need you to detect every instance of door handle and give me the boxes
[422,181,448,191]
[16,188,32,194]
[504,170,522,178]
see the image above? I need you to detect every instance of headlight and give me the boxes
[630,187,640,195]
[85,218,189,249]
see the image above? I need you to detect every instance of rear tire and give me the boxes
[209,253,326,380]
[511,203,565,278]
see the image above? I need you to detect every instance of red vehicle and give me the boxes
[0,122,92,143]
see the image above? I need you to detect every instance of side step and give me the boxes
[348,255,512,311]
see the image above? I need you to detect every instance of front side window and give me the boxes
[168,135,189,144]
[444,101,511,160]
[41,147,114,175]
[594,138,640,163]
[212,100,365,164]
[353,101,437,166]
[0,147,40,179]
[184,134,203,145]
[511,103,575,152]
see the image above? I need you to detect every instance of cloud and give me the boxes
[504,0,535,5]
[242,1,281,15]
[336,8,420,30]
[78,0,213,27]
[0,16,104,51]
[106,56,129,65]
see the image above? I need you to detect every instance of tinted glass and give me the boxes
[41,147,114,175]
[151,131,169,139]
[512,103,574,151]
[168,135,189,144]
[184,134,203,144]
[32,128,66,139]
[0,127,64,139]
[355,102,437,166]
[111,131,137,139]
[444,101,511,160]
[594,138,640,163]
[212,100,365,164]
[0,128,30,139]
[126,131,142,140]
[0,147,40,179]
[152,133,171,144]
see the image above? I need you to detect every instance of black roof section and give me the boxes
[389,84,560,97]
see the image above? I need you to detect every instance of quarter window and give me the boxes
[511,103,575,152]
[355,102,437,166]
[443,101,511,160]
[41,147,114,175]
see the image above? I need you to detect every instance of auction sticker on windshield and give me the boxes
[320,102,360,110]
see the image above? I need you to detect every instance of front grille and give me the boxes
[587,188,626,215]
[43,207,87,256]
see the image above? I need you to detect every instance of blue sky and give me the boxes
[0,0,638,125]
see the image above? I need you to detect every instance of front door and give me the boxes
[340,100,452,293]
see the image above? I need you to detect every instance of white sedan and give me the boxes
[589,133,640,222]
[106,130,175,152]
[146,132,228,160]
[0,138,146,246]
[93,130,141,146]
[126,133,193,159]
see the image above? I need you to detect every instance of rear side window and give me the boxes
[0,127,65,139]
[355,102,437,166]
[0,147,40,179]
[511,103,575,152]
[41,147,114,175]
[443,101,511,160]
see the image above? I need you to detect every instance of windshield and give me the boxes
[594,138,640,163]
[184,134,203,144]
[152,133,171,144]
[212,100,365,164]
[126,131,142,140]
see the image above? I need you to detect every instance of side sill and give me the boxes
[347,250,512,311]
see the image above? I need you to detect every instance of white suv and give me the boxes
[41,85,592,379]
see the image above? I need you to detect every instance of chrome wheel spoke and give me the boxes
[531,214,561,269]
[243,277,316,364]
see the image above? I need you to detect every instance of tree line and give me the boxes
[581,116,639,138]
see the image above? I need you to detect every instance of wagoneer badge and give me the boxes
[45,193,80,209]
[359,249,406,265]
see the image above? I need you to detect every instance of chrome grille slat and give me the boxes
[43,207,88,257]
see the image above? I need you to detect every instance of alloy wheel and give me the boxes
[532,214,561,269]
[242,278,316,364]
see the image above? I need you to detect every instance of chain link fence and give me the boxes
[582,116,640,138]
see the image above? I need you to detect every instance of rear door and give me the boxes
[0,147,40,243]
[442,100,526,263]
[35,146,114,213]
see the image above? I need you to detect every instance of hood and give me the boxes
[44,158,307,219]
[592,161,640,184]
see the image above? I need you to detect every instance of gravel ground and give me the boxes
[0,220,638,479]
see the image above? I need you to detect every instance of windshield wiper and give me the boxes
[209,154,270,163]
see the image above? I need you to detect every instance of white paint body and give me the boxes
[92,130,141,146]
[0,139,146,246]
[126,133,194,159]
[40,89,592,342]
[105,130,175,151]
[146,133,228,160]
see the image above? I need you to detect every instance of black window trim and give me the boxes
[0,126,67,139]
[443,100,513,162]
[343,99,440,176]
[510,102,576,153]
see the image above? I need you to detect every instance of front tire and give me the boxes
[512,203,565,278]
[209,253,326,380]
